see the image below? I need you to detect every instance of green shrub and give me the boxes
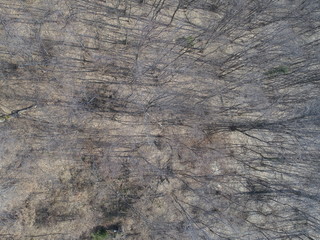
[0,115,10,122]
[91,229,111,240]
[176,36,195,48]
[265,66,289,76]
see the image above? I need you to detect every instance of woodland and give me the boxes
[0,0,319,239]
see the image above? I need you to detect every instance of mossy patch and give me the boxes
[176,36,196,48]
[265,66,289,77]
[91,227,111,240]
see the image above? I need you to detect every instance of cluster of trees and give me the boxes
[0,0,319,239]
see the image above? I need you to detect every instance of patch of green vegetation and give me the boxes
[0,115,10,122]
[265,66,289,77]
[91,224,121,240]
[185,36,195,47]
[91,229,111,240]
[176,36,196,48]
